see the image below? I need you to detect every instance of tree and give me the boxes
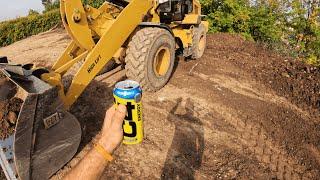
[200,0,251,34]
[200,0,320,65]
[42,0,60,13]
[28,9,40,16]
[42,0,53,6]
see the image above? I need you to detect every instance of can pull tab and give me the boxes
[134,93,142,103]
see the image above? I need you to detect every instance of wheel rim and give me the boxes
[198,34,206,54]
[153,47,170,77]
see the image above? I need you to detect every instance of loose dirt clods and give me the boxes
[0,74,23,140]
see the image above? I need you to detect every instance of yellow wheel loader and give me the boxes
[0,0,208,179]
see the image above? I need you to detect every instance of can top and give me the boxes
[114,80,142,100]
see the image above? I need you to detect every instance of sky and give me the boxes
[0,0,44,21]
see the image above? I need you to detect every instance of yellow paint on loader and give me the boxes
[63,0,95,49]
[42,0,208,109]
[64,0,153,108]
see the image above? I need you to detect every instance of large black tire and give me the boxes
[191,24,207,59]
[125,27,175,91]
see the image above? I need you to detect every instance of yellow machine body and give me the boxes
[41,0,208,109]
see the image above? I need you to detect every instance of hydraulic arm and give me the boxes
[45,0,154,108]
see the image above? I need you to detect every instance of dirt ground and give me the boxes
[0,29,320,179]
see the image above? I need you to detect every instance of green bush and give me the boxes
[249,5,283,44]
[28,9,40,16]
[0,9,61,47]
[83,0,105,8]
[201,0,320,65]
[200,0,282,42]
[201,0,251,34]
[43,1,60,13]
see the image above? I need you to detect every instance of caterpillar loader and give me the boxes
[0,0,208,179]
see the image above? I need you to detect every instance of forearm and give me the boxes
[63,105,126,180]
[63,148,108,180]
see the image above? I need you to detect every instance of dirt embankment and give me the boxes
[185,33,320,179]
[213,35,320,115]
[0,29,320,179]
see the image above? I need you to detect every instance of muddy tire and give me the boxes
[125,27,175,91]
[191,24,207,59]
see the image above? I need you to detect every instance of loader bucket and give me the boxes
[0,64,81,180]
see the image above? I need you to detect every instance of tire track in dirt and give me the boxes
[191,71,313,121]
[149,76,319,179]
[188,71,320,178]
[188,69,320,177]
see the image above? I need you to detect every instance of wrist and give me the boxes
[98,137,116,154]
[93,143,114,163]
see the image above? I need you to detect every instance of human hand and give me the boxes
[98,104,127,154]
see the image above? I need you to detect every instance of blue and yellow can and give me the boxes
[113,80,143,144]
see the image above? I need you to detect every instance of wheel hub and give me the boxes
[198,35,206,54]
[153,47,170,77]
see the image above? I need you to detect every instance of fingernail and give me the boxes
[117,104,127,114]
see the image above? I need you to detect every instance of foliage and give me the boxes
[42,0,53,6]
[287,0,320,63]
[200,0,283,42]
[0,9,60,47]
[43,0,60,13]
[42,0,105,12]
[28,9,40,16]
[82,0,105,8]
[201,0,251,35]
[249,3,283,44]
[201,0,320,65]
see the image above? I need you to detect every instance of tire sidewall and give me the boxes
[197,27,206,57]
[146,32,175,90]
[192,24,207,59]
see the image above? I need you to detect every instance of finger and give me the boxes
[103,105,116,129]
[105,105,116,120]
[112,104,127,130]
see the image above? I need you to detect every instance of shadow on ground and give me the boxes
[161,98,204,180]
[68,77,114,150]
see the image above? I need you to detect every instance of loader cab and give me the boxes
[158,0,193,23]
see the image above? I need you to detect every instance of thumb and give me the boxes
[112,104,127,130]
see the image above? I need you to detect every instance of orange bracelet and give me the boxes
[94,143,113,162]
